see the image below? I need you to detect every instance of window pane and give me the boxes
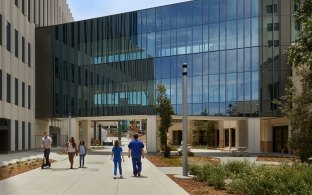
[22,37,25,62]
[227,73,237,101]
[209,23,219,51]
[244,19,251,47]
[252,71,259,100]
[209,52,219,74]
[226,0,237,20]
[193,26,202,53]
[244,0,251,17]
[220,74,225,102]
[244,72,251,100]
[237,20,244,48]
[15,30,18,57]
[15,78,18,105]
[244,48,251,71]
[193,76,202,103]
[7,22,11,51]
[237,72,244,101]
[209,0,219,23]
[177,3,186,28]
[193,53,202,76]
[220,22,225,50]
[226,20,237,49]
[226,50,237,73]
[193,0,202,25]
[252,17,259,46]
[7,74,11,103]
[28,43,31,66]
[252,0,259,16]
[209,75,219,102]
[177,28,186,55]
[146,8,155,32]
[0,70,2,100]
[252,47,259,71]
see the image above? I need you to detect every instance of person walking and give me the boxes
[66,137,78,169]
[78,140,87,168]
[110,140,124,179]
[41,131,52,167]
[128,133,144,177]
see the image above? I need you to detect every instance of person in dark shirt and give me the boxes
[128,133,145,176]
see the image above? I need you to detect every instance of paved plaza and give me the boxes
[0,149,188,195]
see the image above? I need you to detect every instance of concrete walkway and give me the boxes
[0,151,189,195]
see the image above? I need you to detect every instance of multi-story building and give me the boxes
[3,0,299,153]
[0,0,73,153]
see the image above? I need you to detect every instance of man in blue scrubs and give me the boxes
[128,133,145,176]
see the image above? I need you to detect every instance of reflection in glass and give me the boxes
[209,75,219,102]
[35,0,287,118]
[209,0,219,23]
[227,73,237,101]
[193,76,202,103]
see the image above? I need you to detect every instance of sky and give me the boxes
[67,0,190,21]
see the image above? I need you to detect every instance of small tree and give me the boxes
[274,1,312,162]
[192,120,217,146]
[154,83,174,157]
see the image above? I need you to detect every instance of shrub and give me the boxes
[189,164,201,176]
[8,166,15,174]
[227,163,312,195]
[190,163,225,189]
[227,165,275,194]
[222,160,252,178]
[206,167,225,189]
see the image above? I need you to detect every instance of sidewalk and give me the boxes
[0,151,189,195]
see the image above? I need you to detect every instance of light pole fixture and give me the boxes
[182,63,188,176]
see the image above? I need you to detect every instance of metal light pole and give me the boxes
[182,63,188,176]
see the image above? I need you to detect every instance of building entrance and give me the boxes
[224,128,236,147]
[0,118,10,153]
[273,126,288,153]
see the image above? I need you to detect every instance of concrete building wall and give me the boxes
[248,118,261,153]
[0,0,72,152]
[238,120,248,148]
[260,117,288,152]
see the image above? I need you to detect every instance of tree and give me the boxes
[274,0,312,162]
[192,120,217,146]
[154,83,174,157]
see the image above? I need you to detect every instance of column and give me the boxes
[247,118,261,153]
[146,115,157,152]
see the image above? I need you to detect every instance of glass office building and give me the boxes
[36,0,296,152]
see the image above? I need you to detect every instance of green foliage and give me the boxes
[222,160,252,178]
[191,160,312,194]
[227,163,312,195]
[228,165,275,194]
[189,164,201,176]
[154,83,174,157]
[8,166,15,174]
[192,120,218,146]
[189,163,225,189]
[275,0,312,163]
[287,1,312,69]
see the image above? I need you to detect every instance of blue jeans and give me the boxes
[79,154,85,167]
[44,148,50,164]
[113,159,122,176]
[131,156,142,175]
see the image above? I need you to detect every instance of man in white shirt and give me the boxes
[41,131,52,166]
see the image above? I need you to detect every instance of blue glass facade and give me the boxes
[36,0,292,118]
